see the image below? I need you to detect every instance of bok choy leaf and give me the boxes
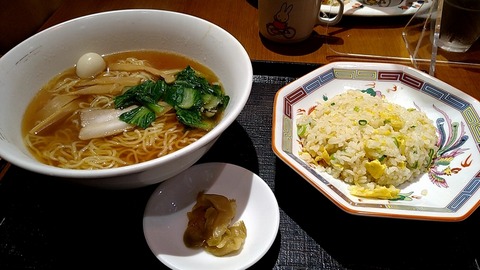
[113,66,229,131]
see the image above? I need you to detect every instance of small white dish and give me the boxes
[322,0,430,16]
[143,162,279,270]
[272,61,480,221]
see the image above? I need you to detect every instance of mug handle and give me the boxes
[317,0,345,26]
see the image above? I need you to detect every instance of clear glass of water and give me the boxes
[434,0,480,53]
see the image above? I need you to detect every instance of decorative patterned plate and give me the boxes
[143,163,280,270]
[321,0,431,16]
[272,62,480,221]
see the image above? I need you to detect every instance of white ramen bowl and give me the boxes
[0,9,253,189]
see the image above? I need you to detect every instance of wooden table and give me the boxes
[41,0,480,100]
[2,1,479,270]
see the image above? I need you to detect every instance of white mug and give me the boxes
[259,0,344,43]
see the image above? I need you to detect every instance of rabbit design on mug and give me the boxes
[266,2,296,39]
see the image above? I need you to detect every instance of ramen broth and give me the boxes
[22,50,223,169]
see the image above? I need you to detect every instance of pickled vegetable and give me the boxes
[204,220,247,256]
[183,192,247,256]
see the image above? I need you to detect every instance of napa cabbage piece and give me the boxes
[183,192,247,256]
[78,106,136,140]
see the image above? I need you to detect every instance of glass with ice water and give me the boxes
[435,0,480,53]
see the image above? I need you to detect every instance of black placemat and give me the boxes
[1,61,479,270]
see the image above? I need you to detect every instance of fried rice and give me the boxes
[297,90,438,199]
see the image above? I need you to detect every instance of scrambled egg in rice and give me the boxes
[297,90,438,199]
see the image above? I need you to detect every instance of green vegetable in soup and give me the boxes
[114,66,229,130]
[119,106,156,129]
